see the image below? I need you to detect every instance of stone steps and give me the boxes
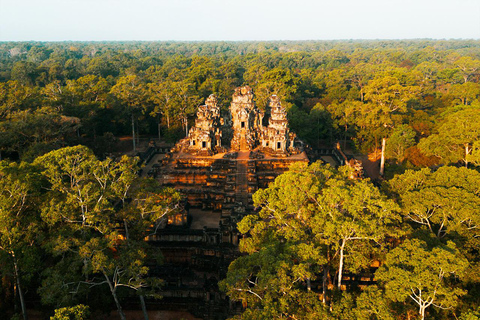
[235,160,249,208]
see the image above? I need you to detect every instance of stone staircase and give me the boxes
[235,160,249,208]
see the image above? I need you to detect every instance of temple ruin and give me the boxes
[259,94,299,156]
[141,87,309,318]
[229,86,262,151]
[183,94,224,156]
[163,86,309,214]
[175,85,302,157]
[142,86,365,319]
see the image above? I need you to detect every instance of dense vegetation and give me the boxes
[221,163,480,320]
[1,40,480,319]
[1,40,480,164]
[0,146,181,320]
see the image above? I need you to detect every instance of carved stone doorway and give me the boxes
[240,137,247,150]
[239,128,248,150]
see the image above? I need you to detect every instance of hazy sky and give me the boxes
[1,0,479,41]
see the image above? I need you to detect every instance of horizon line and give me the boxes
[1,38,480,43]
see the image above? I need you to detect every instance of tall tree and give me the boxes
[171,79,201,137]
[363,74,419,128]
[376,239,468,320]
[385,124,416,163]
[418,107,480,167]
[147,80,174,139]
[110,75,147,152]
[35,146,181,320]
[387,166,480,239]
[221,162,400,318]
[0,161,42,320]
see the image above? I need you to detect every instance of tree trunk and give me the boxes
[322,265,329,304]
[123,219,130,240]
[185,116,188,137]
[132,113,136,153]
[136,120,140,149]
[158,115,162,141]
[139,295,149,320]
[380,137,386,176]
[419,305,425,320]
[465,143,470,168]
[12,252,28,320]
[112,289,126,320]
[337,238,346,289]
[13,272,18,314]
[104,274,127,320]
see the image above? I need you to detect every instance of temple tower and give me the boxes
[260,95,297,155]
[229,86,262,151]
[186,94,222,155]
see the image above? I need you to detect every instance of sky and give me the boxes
[0,0,479,41]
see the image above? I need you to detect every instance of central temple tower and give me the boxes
[229,86,263,151]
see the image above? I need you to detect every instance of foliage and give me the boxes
[0,160,43,320]
[418,107,480,167]
[51,305,90,320]
[376,238,468,320]
[387,166,480,240]
[0,40,479,157]
[385,124,416,162]
[1,40,480,318]
[221,161,401,318]
[33,146,181,320]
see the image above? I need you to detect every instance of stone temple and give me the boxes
[165,86,307,214]
[148,86,309,318]
[144,86,364,318]
[185,94,224,156]
[179,85,302,157]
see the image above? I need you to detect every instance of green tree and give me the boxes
[171,78,201,137]
[385,124,416,163]
[63,75,110,138]
[363,74,419,128]
[50,305,90,320]
[110,75,147,152]
[0,107,80,161]
[0,80,40,120]
[11,61,38,86]
[418,107,480,167]
[353,286,395,320]
[376,239,468,320]
[35,146,181,320]
[346,62,378,102]
[454,56,480,83]
[221,162,400,318]
[147,80,175,139]
[449,82,480,106]
[387,166,480,239]
[387,165,480,312]
[0,161,42,320]
[254,67,298,110]
[467,141,480,167]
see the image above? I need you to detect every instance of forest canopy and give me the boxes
[1,40,479,165]
[1,40,480,319]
